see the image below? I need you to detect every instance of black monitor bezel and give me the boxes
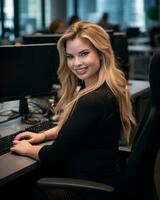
[0,43,59,103]
[23,34,62,45]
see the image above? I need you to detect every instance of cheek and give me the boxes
[89,54,101,67]
[90,59,101,70]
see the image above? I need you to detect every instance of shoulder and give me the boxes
[81,83,116,102]
[77,83,118,111]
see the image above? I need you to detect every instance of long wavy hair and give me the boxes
[55,21,136,143]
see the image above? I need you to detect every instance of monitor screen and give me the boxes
[113,32,130,80]
[0,43,59,104]
[126,27,140,38]
[23,34,62,44]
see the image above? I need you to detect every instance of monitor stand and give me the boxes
[0,98,29,124]
[0,98,45,124]
[20,98,51,125]
[7,98,30,121]
[19,98,29,116]
[19,98,40,124]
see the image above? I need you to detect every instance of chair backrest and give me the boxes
[154,149,160,200]
[155,34,160,47]
[123,50,160,200]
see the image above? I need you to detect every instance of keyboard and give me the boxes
[0,121,55,156]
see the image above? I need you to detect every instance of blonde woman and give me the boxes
[11,21,135,199]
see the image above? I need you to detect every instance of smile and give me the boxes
[75,66,88,75]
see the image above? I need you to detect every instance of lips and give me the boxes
[75,66,88,75]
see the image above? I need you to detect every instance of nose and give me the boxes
[74,56,82,66]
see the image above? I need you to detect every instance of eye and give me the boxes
[80,51,89,57]
[66,54,74,60]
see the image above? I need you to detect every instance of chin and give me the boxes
[77,74,88,80]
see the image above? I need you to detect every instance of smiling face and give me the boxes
[66,37,101,87]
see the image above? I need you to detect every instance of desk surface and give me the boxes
[128,79,150,98]
[0,139,52,186]
[0,151,38,186]
[128,37,150,45]
[128,44,153,53]
[0,80,150,186]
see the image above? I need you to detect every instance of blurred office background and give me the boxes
[0,0,160,80]
[0,0,159,40]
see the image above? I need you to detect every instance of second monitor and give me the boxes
[0,43,59,117]
[23,34,62,45]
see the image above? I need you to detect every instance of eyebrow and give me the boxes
[66,49,90,55]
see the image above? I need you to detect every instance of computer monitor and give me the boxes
[0,43,59,116]
[126,27,140,38]
[113,32,130,80]
[149,27,160,47]
[23,34,62,44]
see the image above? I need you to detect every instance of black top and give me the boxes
[39,83,122,186]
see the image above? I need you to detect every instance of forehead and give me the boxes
[66,37,95,53]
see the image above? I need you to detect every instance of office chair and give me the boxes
[155,34,160,47]
[154,149,160,200]
[37,51,160,200]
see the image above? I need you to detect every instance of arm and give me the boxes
[10,125,59,159]
[42,125,59,140]
[39,91,112,164]
[14,125,59,144]
[11,87,116,162]
[10,140,42,160]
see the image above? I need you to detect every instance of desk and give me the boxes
[128,37,150,45]
[0,116,52,186]
[129,79,150,123]
[0,151,38,186]
[128,79,150,98]
[0,80,150,186]
[128,44,153,80]
[128,44,153,54]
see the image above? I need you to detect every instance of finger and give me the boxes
[10,146,14,151]
[14,134,24,140]
[10,145,18,152]
[14,132,29,140]
[12,140,19,145]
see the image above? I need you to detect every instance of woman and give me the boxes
[11,21,135,199]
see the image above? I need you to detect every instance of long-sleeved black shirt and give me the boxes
[39,83,122,186]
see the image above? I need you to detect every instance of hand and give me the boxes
[10,140,41,160]
[10,140,33,156]
[14,131,45,144]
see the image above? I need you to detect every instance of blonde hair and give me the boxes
[55,21,136,143]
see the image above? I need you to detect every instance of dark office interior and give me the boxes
[0,0,160,200]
